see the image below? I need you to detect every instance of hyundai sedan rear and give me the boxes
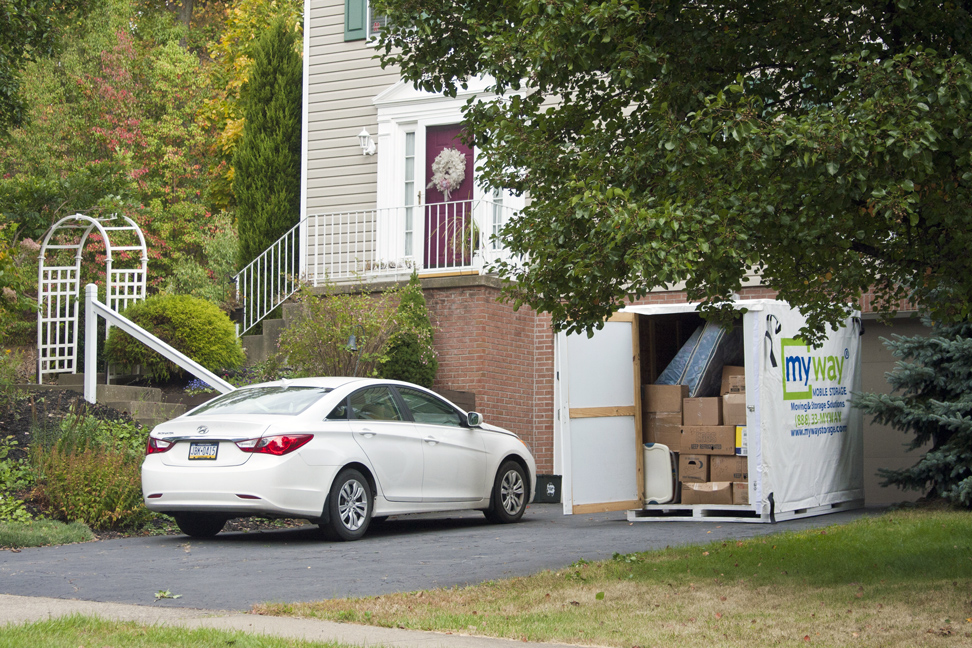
[142,377,536,540]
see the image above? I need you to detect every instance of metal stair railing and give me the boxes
[233,220,302,337]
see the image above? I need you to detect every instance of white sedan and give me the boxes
[141,377,536,540]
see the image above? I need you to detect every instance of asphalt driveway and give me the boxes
[0,504,872,610]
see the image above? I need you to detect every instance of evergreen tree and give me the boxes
[853,320,972,507]
[233,16,302,269]
[380,272,438,387]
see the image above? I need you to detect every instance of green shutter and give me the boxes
[345,0,366,41]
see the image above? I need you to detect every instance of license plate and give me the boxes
[188,442,219,460]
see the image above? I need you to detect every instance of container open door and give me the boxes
[557,313,643,514]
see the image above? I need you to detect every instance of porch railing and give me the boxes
[234,199,518,336]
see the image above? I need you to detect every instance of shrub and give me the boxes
[278,283,398,378]
[30,409,151,530]
[379,272,438,387]
[31,445,151,530]
[0,436,34,523]
[104,293,245,382]
[34,406,149,458]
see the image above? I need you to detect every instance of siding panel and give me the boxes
[306,0,400,218]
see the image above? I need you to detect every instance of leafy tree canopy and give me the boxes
[0,0,91,134]
[374,0,972,344]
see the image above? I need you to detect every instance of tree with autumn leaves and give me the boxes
[0,0,300,326]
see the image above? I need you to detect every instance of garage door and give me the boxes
[557,313,643,514]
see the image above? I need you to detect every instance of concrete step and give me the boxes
[281,301,302,321]
[262,317,288,348]
[242,333,270,365]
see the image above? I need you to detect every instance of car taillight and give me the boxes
[146,437,174,455]
[235,434,312,456]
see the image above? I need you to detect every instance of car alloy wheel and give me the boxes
[484,460,528,524]
[500,467,525,515]
[338,478,368,531]
[325,468,372,541]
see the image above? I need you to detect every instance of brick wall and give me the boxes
[423,281,556,472]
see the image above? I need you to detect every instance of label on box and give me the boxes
[711,455,748,482]
[721,366,745,395]
[678,454,708,483]
[735,425,748,456]
[681,426,736,455]
[682,397,722,426]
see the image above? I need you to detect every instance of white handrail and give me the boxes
[83,283,235,404]
[232,199,521,337]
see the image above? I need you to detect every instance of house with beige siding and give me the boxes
[247,0,930,514]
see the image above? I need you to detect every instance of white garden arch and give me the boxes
[36,213,148,382]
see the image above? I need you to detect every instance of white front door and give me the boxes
[557,313,643,514]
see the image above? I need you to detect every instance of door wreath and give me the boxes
[427,147,466,201]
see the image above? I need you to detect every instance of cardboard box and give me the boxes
[722,393,747,426]
[643,384,689,413]
[732,482,749,505]
[721,366,746,395]
[680,481,733,505]
[681,426,736,455]
[645,412,682,449]
[682,397,722,426]
[711,455,749,482]
[679,454,709,483]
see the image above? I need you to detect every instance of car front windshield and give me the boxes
[188,386,331,417]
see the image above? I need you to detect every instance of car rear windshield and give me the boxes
[188,386,332,417]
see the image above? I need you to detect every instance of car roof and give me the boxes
[238,376,366,390]
[237,377,430,391]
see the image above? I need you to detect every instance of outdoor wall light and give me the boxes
[358,128,377,155]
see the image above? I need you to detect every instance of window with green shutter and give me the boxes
[344,0,366,41]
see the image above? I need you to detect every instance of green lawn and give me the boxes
[0,615,347,648]
[0,519,93,549]
[257,508,972,647]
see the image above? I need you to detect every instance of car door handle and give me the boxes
[424,436,438,445]
[359,429,378,438]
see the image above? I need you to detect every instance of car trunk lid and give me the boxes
[151,417,272,467]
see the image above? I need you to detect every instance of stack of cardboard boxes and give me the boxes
[642,366,749,506]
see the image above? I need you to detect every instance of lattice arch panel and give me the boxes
[36,214,148,382]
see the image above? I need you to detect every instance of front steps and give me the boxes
[23,374,186,429]
[240,302,301,365]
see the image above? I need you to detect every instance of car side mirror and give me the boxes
[466,411,482,427]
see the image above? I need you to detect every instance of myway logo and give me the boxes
[781,338,847,401]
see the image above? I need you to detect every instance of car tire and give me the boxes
[484,460,528,524]
[325,468,372,541]
[174,513,226,538]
